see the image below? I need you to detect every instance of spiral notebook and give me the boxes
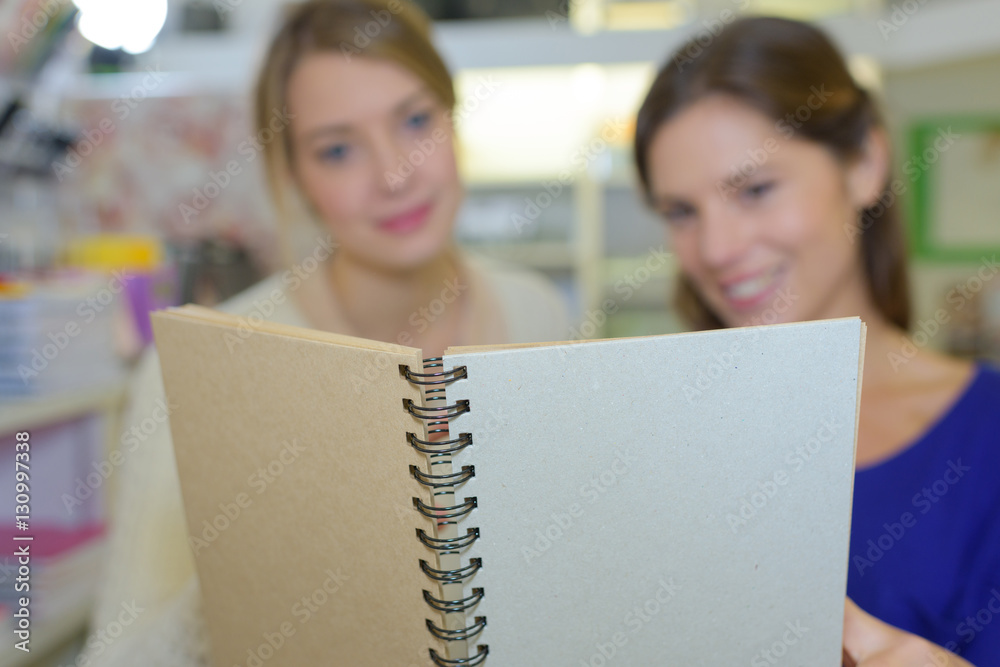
[151,307,865,666]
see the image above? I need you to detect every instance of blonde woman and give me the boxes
[86,1,568,663]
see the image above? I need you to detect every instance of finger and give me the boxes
[843,597,903,663]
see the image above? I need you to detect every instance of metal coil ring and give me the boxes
[422,587,484,613]
[419,557,482,583]
[429,646,489,666]
[411,465,475,488]
[407,432,473,455]
[401,363,468,386]
[416,527,480,552]
[412,497,477,520]
[404,398,470,420]
[426,616,487,642]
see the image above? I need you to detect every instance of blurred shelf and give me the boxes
[0,381,127,435]
[605,307,684,338]
[464,177,578,189]
[465,240,576,270]
[605,171,642,190]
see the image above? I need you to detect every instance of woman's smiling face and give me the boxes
[646,93,883,328]
[287,54,462,272]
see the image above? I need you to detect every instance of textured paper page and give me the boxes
[444,318,864,665]
[152,308,443,667]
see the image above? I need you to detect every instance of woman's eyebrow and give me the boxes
[301,122,351,144]
[653,193,691,210]
[391,88,432,115]
[716,164,777,190]
[300,89,432,144]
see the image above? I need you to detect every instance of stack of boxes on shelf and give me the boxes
[0,412,112,662]
[0,235,171,661]
[0,275,127,397]
[0,415,108,622]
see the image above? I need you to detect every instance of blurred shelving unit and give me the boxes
[455,152,685,339]
[0,381,126,667]
[0,382,126,435]
[456,162,681,338]
[450,59,669,338]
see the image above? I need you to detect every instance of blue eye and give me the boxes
[662,205,695,227]
[405,111,431,130]
[318,143,350,162]
[742,181,774,200]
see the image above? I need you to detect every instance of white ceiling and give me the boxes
[135,0,1000,92]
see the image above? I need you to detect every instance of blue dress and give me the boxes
[847,362,1000,665]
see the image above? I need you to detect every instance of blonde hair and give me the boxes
[253,0,456,258]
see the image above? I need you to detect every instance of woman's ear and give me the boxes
[846,126,891,210]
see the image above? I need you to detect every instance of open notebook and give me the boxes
[151,307,865,666]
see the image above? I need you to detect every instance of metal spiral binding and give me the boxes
[423,588,485,613]
[416,527,479,552]
[402,358,488,666]
[419,557,483,583]
[410,465,475,488]
[407,432,473,456]
[404,398,470,420]
[402,364,468,385]
[429,646,489,666]
[412,497,477,521]
[427,617,487,641]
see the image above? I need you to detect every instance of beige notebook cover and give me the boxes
[152,308,864,666]
[152,306,445,667]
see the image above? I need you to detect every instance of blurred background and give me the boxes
[0,0,998,664]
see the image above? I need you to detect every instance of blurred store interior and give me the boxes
[1,0,999,664]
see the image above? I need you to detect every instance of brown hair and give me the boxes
[634,16,910,331]
[253,0,456,247]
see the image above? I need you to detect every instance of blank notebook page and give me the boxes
[445,317,863,665]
